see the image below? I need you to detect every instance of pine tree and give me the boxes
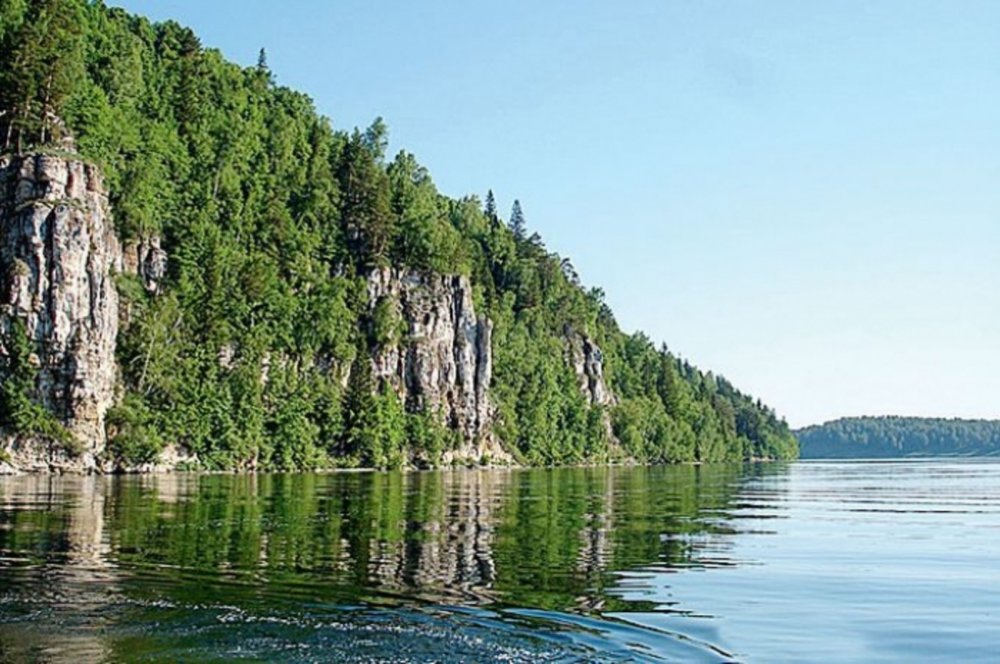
[363,116,388,161]
[510,199,525,240]
[484,189,497,225]
[338,129,393,266]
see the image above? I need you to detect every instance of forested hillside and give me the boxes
[0,0,797,470]
[797,417,1000,459]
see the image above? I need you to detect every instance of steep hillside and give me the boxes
[0,0,797,471]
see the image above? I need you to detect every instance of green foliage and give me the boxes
[0,1,797,469]
[406,408,448,467]
[341,355,408,469]
[370,386,407,469]
[0,319,75,449]
[370,296,402,348]
[0,0,85,150]
[509,199,525,240]
[106,393,164,464]
[387,150,467,273]
[797,416,1000,459]
[341,349,375,466]
[338,128,393,267]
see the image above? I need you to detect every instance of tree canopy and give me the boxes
[0,0,798,469]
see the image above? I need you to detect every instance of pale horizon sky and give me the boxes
[113,0,1000,428]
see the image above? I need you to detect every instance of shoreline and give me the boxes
[0,456,791,478]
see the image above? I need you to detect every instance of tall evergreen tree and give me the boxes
[363,116,388,161]
[510,199,525,240]
[342,350,376,461]
[337,129,393,266]
[484,189,497,225]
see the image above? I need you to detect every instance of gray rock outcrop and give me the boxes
[122,235,167,293]
[0,155,121,472]
[567,330,615,407]
[366,267,507,463]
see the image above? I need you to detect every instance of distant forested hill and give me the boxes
[796,417,1000,459]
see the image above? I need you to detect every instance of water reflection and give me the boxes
[0,465,788,661]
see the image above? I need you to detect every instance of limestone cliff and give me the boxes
[122,236,167,293]
[0,156,615,473]
[366,267,508,463]
[0,154,121,472]
[567,330,615,408]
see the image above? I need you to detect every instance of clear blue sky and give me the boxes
[114,0,1000,428]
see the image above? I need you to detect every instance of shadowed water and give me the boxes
[1,461,999,662]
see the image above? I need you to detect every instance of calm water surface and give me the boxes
[1,461,999,662]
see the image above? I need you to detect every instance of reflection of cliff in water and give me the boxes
[367,470,503,604]
[0,465,778,618]
[0,476,117,663]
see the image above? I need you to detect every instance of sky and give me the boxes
[113,0,1000,428]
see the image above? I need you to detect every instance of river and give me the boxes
[1,461,998,662]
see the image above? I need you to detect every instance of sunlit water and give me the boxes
[2,461,999,662]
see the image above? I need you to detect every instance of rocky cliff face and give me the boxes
[0,156,616,472]
[366,267,507,463]
[0,154,121,472]
[567,330,615,407]
[122,236,167,293]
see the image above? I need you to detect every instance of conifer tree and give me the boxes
[338,129,393,265]
[485,189,497,225]
[342,349,376,460]
[510,199,526,240]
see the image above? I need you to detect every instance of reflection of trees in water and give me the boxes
[489,465,752,612]
[0,464,780,617]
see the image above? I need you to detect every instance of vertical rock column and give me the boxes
[567,330,615,407]
[365,267,508,463]
[0,155,121,471]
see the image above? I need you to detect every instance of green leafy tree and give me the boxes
[0,319,72,447]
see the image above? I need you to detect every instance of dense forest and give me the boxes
[0,0,797,469]
[796,417,1000,459]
